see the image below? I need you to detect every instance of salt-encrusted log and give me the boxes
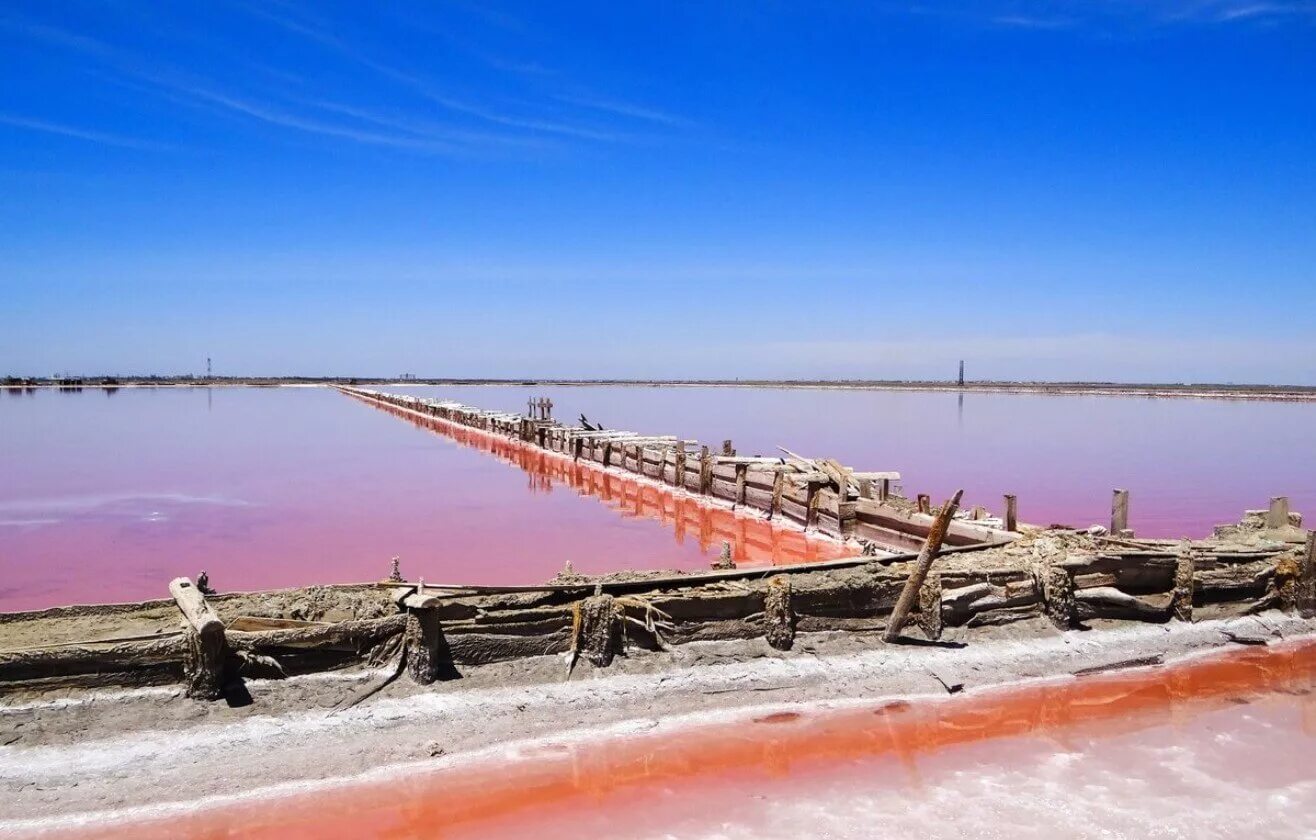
[854,498,1004,548]
[1172,552,1195,621]
[1056,553,1177,593]
[404,609,443,684]
[884,489,963,642]
[764,576,795,650]
[170,577,227,700]
[1301,532,1316,617]
[1004,494,1018,532]
[0,636,186,685]
[915,572,943,640]
[1041,563,1076,629]
[574,594,623,668]
[227,614,407,652]
[1073,587,1173,623]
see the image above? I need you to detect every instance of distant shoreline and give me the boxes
[5,377,1316,402]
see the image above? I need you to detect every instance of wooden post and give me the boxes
[734,463,747,506]
[169,577,227,700]
[404,608,443,684]
[879,478,890,502]
[917,494,930,515]
[722,439,734,456]
[394,587,450,684]
[804,480,822,530]
[764,576,794,651]
[544,398,553,420]
[1110,489,1129,535]
[699,446,712,495]
[1004,494,1018,532]
[1268,496,1290,530]
[883,489,964,642]
[1299,530,1316,618]
[1172,551,1195,622]
[770,468,786,519]
[675,441,687,489]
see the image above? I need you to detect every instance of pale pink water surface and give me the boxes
[396,384,1316,537]
[64,638,1316,839]
[3,385,1313,611]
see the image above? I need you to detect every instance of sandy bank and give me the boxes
[3,611,1313,833]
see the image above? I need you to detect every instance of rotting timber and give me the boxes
[0,387,1312,701]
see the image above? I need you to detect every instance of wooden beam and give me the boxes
[169,577,227,700]
[1268,496,1290,529]
[883,489,964,642]
[1111,489,1130,535]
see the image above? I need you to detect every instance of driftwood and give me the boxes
[0,636,186,685]
[884,490,964,642]
[170,577,227,700]
[227,615,406,653]
[764,576,795,650]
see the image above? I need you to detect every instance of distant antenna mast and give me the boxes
[206,357,212,379]
[958,360,965,387]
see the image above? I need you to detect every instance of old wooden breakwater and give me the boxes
[339,386,1014,551]
[1,388,1313,703]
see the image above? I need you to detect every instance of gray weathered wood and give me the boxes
[884,489,964,642]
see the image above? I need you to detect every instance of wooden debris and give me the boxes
[915,573,944,640]
[884,489,964,642]
[170,577,228,700]
[763,576,795,651]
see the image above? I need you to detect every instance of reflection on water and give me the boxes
[391,384,1316,539]
[73,640,1316,839]
[0,388,845,612]
[364,398,850,570]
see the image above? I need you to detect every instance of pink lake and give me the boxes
[2,384,1313,611]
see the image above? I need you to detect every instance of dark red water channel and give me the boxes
[0,387,844,611]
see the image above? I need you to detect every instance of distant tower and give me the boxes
[958,360,965,387]
[206,357,212,379]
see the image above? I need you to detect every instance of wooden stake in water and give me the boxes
[884,489,963,643]
[1111,489,1129,535]
[1268,496,1290,530]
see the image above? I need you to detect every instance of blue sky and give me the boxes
[2,1,1313,382]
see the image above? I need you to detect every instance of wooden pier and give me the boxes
[339,386,1012,552]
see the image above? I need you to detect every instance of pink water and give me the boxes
[66,639,1316,839]
[3,385,1313,611]
[0,387,840,611]
[395,384,1316,536]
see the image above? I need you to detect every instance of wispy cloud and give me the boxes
[992,14,1075,29]
[887,0,1316,30]
[0,113,167,150]
[138,79,466,153]
[555,94,688,127]
[244,6,627,142]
